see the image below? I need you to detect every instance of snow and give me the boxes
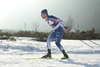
[0,37,100,67]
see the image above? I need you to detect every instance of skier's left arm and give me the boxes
[57,19,70,31]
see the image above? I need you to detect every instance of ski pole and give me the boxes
[68,32,94,49]
[89,40,100,46]
[72,32,100,47]
[80,40,94,49]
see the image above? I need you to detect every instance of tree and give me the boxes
[74,24,80,33]
[0,29,2,33]
[32,22,39,32]
[65,15,74,30]
[24,23,27,32]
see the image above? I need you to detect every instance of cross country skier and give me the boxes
[41,9,70,59]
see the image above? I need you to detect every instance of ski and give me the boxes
[26,57,67,60]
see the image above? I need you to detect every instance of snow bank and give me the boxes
[0,37,100,67]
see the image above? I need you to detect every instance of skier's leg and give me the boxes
[47,32,56,49]
[42,32,56,58]
[55,27,69,59]
[55,30,65,52]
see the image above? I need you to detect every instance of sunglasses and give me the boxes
[41,14,43,16]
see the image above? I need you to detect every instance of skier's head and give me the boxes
[41,9,48,20]
[41,9,48,14]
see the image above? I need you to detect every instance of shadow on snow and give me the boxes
[0,45,45,52]
[57,59,100,67]
[68,50,100,54]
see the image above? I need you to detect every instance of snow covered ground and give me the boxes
[0,37,100,67]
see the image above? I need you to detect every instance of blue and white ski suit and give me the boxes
[46,15,66,52]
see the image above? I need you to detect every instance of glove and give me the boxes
[64,26,70,31]
[67,28,70,31]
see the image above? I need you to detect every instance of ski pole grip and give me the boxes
[67,28,70,31]
[64,26,70,31]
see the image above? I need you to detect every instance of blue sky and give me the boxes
[0,0,100,33]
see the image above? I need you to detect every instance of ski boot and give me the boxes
[61,51,69,59]
[42,49,51,58]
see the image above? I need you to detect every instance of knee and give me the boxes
[47,38,51,42]
[55,41,60,46]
